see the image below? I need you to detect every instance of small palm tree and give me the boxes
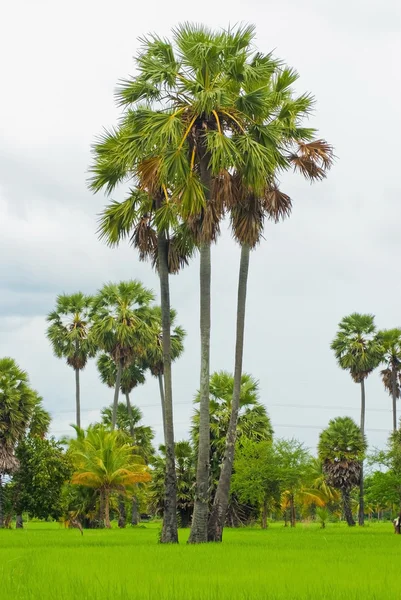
[69,426,151,528]
[0,358,38,527]
[378,328,401,432]
[331,313,383,525]
[318,416,367,527]
[90,281,155,430]
[47,293,96,428]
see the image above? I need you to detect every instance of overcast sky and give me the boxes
[1,0,400,453]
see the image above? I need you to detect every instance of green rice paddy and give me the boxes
[1,522,399,599]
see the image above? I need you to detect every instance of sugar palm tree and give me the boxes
[378,328,401,432]
[69,426,151,528]
[29,399,51,439]
[0,358,38,527]
[90,281,154,431]
[97,353,146,439]
[47,293,96,428]
[318,417,367,527]
[331,313,383,525]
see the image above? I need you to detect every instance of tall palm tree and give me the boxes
[378,328,401,432]
[47,293,96,428]
[97,353,146,439]
[90,281,154,431]
[318,416,367,526]
[0,358,37,527]
[331,313,383,525]
[69,426,151,528]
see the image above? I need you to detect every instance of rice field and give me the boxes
[1,521,400,599]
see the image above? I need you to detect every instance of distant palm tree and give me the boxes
[318,416,367,526]
[29,399,51,439]
[378,328,401,432]
[97,353,146,439]
[47,293,96,428]
[69,426,151,528]
[331,313,383,525]
[90,281,154,430]
[0,358,37,527]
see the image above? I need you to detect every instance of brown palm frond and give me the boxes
[187,201,222,244]
[0,446,19,474]
[381,368,401,399]
[230,192,264,248]
[298,140,334,170]
[212,169,234,210]
[138,157,161,194]
[263,184,292,223]
[130,216,158,260]
[288,154,326,181]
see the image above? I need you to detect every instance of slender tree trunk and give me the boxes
[290,495,296,527]
[261,499,268,530]
[131,495,138,526]
[342,489,356,526]
[157,373,166,441]
[104,489,111,529]
[16,515,23,529]
[118,496,126,528]
[359,379,365,526]
[157,229,178,543]
[75,367,81,429]
[125,393,135,439]
[392,367,397,433]
[189,242,211,544]
[0,475,3,529]
[112,360,123,431]
[208,244,250,542]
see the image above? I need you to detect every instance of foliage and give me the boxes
[100,402,154,463]
[12,436,73,520]
[97,353,146,395]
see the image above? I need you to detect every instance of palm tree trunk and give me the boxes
[342,489,356,526]
[359,380,365,526]
[392,367,397,433]
[112,360,123,431]
[261,499,268,530]
[104,489,111,529]
[189,241,211,544]
[290,495,296,527]
[131,495,138,525]
[75,367,81,429]
[157,373,166,441]
[118,496,126,528]
[0,475,3,529]
[157,229,178,544]
[208,243,250,542]
[125,393,135,439]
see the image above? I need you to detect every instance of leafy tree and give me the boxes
[47,293,96,428]
[378,328,401,432]
[149,441,195,527]
[231,440,280,529]
[69,426,151,528]
[90,281,154,431]
[331,313,382,525]
[318,416,367,527]
[0,358,38,527]
[12,436,73,521]
[274,438,312,527]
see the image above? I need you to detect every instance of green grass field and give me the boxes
[1,522,400,599]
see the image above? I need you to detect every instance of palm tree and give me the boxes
[318,416,367,527]
[97,353,146,439]
[69,426,151,528]
[331,313,382,525]
[0,358,37,527]
[47,293,96,428]
[378,329,401,432]
[90,281,154,431]
[29,398,51,439]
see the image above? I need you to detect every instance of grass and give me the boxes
[1,521,400,599]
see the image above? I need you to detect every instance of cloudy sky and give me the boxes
[1,0,400,452]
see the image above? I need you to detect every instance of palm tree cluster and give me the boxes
[89,22,333,543]
[331,314,401,525]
